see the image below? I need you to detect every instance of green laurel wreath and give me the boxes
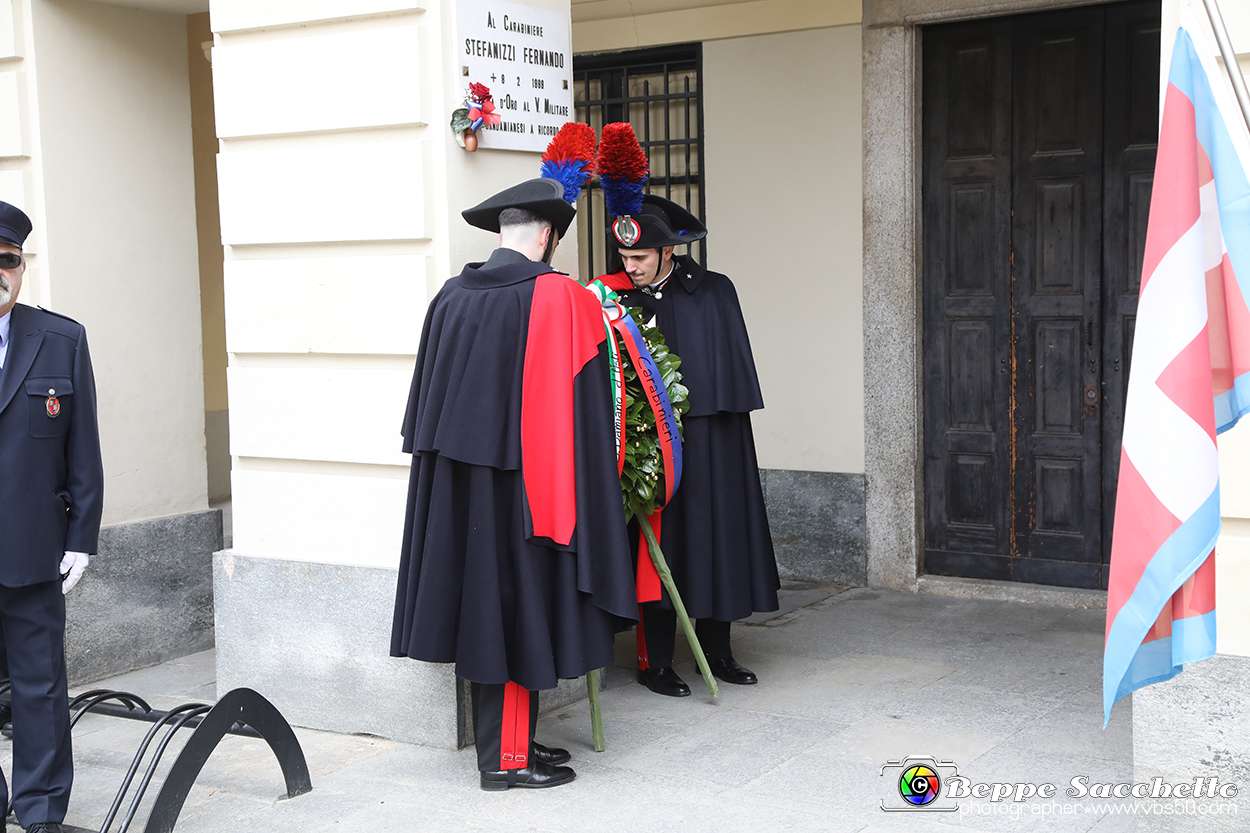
[587,305,711,756]
[619,311,690,519]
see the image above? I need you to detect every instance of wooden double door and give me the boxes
[922,1,1161,589]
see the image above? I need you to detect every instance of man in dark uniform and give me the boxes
[391,179,636,790]
[595,194,780,698]
[0,200,103,832]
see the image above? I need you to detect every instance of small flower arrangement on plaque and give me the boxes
[450,82,501,151]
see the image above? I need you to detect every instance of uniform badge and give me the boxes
[613,216,641,247]
[46,393,60,418]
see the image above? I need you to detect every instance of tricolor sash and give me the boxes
[612,310,683,503]
[585,280,628,474]
[586,280,684,602]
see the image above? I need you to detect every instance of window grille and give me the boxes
[573,43,706,280]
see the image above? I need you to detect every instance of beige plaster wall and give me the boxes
[213,0,577,569]
[30,0,208,526]
[703,24,863,473]
[0,0,51,313]
[573,0,859,53]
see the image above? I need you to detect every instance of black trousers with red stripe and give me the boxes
[636,605,732,669]
[470,681,539,772]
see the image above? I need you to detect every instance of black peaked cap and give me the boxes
[462,178,577,238]
[0,200,32,248]
[613,193,707,249]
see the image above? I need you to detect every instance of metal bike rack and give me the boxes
[3,685,312,833]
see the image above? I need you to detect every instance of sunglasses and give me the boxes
[0,253,22,269]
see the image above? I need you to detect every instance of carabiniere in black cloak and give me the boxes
[593,122,780,696]
[390,175,637,694]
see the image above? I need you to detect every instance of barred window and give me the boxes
[573,43,706,280]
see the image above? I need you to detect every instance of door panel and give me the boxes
[1011,5,1105,588]
[1033,319,1083,434]
[1036,457,1083,532]
[948,42,998,157]
[949,186,998,295]
[922,18,1014,571]
[949,320,995,430]
[922,1,1160,589]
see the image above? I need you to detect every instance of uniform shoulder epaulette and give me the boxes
[36,306,82,325]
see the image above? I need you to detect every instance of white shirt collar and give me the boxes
[641,261,676,296]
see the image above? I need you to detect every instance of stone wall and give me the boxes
[213,552,592,749]
[762,470,866,586]
[66,509,221,684]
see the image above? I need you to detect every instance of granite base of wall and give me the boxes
[1133,654,1250,831]
[214,552,456,747]
[214,553,597,749]
[761,469,866,586]
[66,509,221,685]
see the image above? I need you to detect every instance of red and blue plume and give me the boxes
[540,122,598,204]
[597,123,649,217]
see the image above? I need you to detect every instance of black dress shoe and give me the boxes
[637,667,691,697]
[480,760,575,791]
[708,657,758,685]
[531,741,571,765]
[26,823,65,833]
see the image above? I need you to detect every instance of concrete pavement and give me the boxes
[6,582,1225,832]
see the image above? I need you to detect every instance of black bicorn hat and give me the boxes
[0,200,32,248]
[461,178,577,239]
[615,194,708,249]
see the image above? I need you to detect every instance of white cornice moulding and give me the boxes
[212,1,426,35]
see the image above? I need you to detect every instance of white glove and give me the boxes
[60,551,89,594]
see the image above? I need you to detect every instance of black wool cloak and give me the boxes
[391,247,637,691]
[598,254,780,621]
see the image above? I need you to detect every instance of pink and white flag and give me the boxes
[1104,7,1250,723]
